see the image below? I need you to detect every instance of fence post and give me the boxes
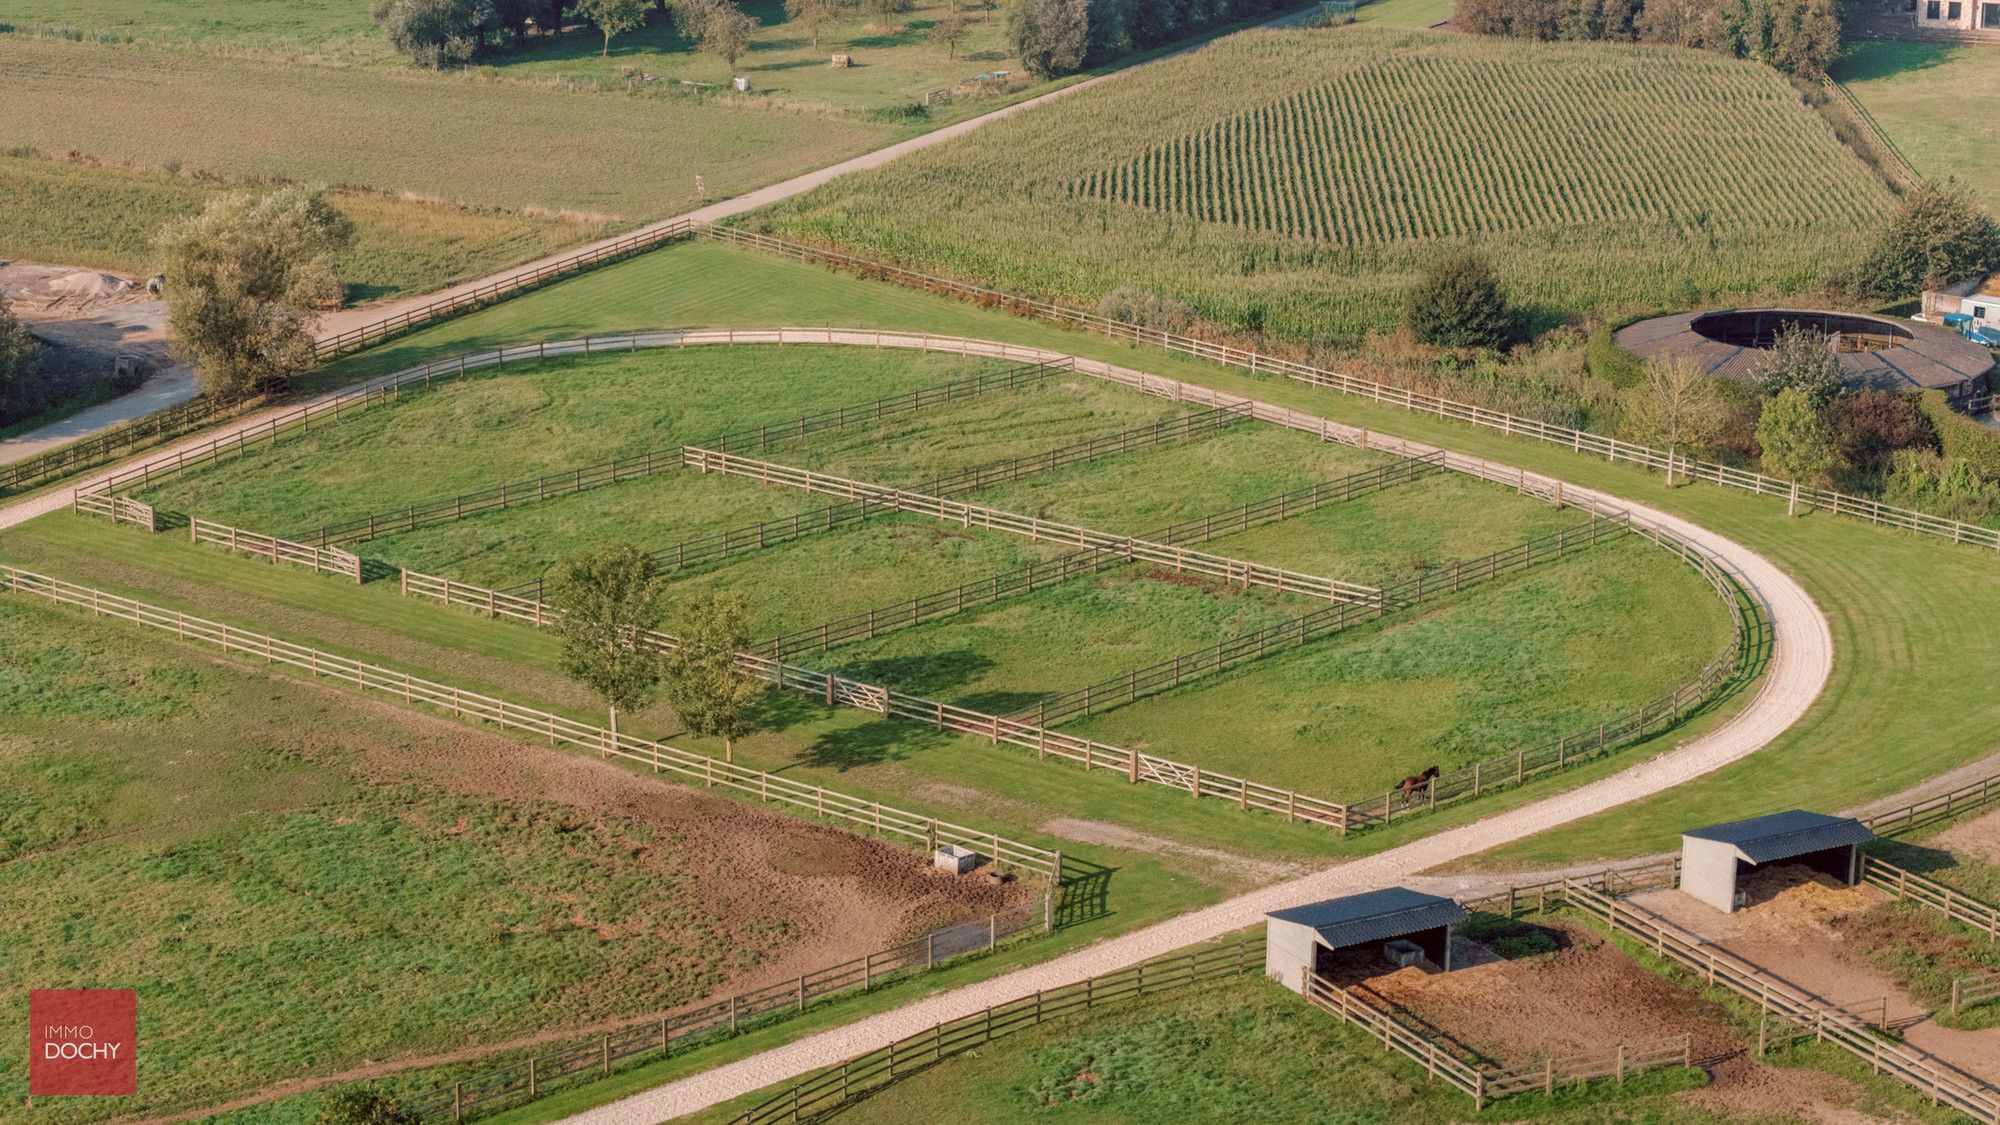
[602,1034,610,1075]
[454,1083,463,1122]
[529,1056,537,1098]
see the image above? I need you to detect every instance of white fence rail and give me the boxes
[189,517,362,582]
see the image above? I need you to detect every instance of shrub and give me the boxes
[1584,320,1648,387]
[1757,387,1836,501]
[0,299,44,426]
[1096,286,1195,335]
[1917,390,2000,480]
[371,0,496,68]
[1405,252,1514,350]
[318,1090,417,1125]
[1881,448,2000,525]
[1754,323,1842,407]
[1831,389,1936,480]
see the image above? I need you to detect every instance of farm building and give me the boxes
[1616,308,1995,410]
[1265,888,1468,991]
[1678,810,1876,914]
[1913,0,2000,31]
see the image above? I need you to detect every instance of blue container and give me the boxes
[1943,312,1974,330]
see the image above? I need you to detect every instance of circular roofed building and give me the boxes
[1616,308,1994,411]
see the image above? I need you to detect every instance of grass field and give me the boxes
[265,236,2000,859]
[1069,535,1732,797]
[0,36,888,220]
[128,348,1037,530]
[0,594,1031,1121]
[0,154,612,302]
[1832,40,2000,215]
[0,1,1036,115]
[1355,0,1455,25]
[751,26,1893,339]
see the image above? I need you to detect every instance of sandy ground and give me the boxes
[1931,805,2000,865]
[1631,867,2000,1091]
[0,260,196,464]
[1333,921,1880,1122]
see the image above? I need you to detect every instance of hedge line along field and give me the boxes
[752,27,1895,340]
[0,154,612,302]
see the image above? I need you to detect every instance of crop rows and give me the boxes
[1071,50,1888,244]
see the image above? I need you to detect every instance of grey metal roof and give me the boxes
[1266,888,1468,949]
[1683,810,1875,865]
[1614,309,1994,396]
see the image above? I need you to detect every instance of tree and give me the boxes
[785,0,848,49]
[1756,387,1835,514]
[1618,356,1729,485]
[155,186,353,400]
[570,0,648,55]
[371,0,497,67]
[1011,0,1089,77]
[930,7,970,57]
[318,1090,417,1125]
[660,591,766,762]
[1404,251,1514,350]
[0,299,43,426]
[1832,388,1935,480]
[682,0,757,69]
[864,0,907,30]
[1849,180,2000,301]
[1766,0,1840,76]
[546,542,668,745]
[1754,323,1842,407]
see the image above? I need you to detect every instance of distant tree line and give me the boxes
[1012,0,1296,78]
[1454,0,1843,76]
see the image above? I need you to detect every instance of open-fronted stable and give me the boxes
[1679,810,1875,913]
[1265,888,1468,991]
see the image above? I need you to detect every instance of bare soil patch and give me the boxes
[342,684,1039,989]
[1038,817,1307,886]
[1327,917,1877,1120]
[1631,865,2000,1090]
[1930,805,2000,865]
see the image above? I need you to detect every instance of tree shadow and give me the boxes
[831,647,994,697]
[797,714,962,771]
[1831,39,1956,83]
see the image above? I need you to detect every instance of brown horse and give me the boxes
[1397,766,1440,804]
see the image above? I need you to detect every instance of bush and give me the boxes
[1455,0,1839,75]
[1584,320,1648,387]
[1011,0,1090,77]
[1754,323,1842,407]
[1847,180,2000,302]
[0,299,44,426]
[1917,389,2000,480]
[371,0,497,68]
[1831,389,1936,480]
[1405,251,1514,350]
[1096,286,1195,335]
[1881,448,2000,525]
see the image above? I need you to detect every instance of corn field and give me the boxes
[755,28,1895,340]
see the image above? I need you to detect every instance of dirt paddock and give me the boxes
[1325,915,1883,1121]
[344,685,1041,991]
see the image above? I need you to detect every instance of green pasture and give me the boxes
[1834,41,2000,214]
[242,234,2000,861]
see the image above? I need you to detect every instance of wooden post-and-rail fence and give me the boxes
[398,895,1057,1124]
[0,565,1065,883]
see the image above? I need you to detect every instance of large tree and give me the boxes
[1850,180,2000,301]
[660,591,766,762]
[155,186,353,399]
[682,0,757,69]
[371,0,497,67]
[1011,0,1088,77]
[785,0,849,49]
[0,299,42,426]
[546,542,668,745]
[1404,250,1514,350]
[1757,387,1836,514]
[1619,356,1729,485]
[930,7,971,57]
[570,0,649,55]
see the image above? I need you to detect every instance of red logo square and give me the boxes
[29,989,136,1096]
